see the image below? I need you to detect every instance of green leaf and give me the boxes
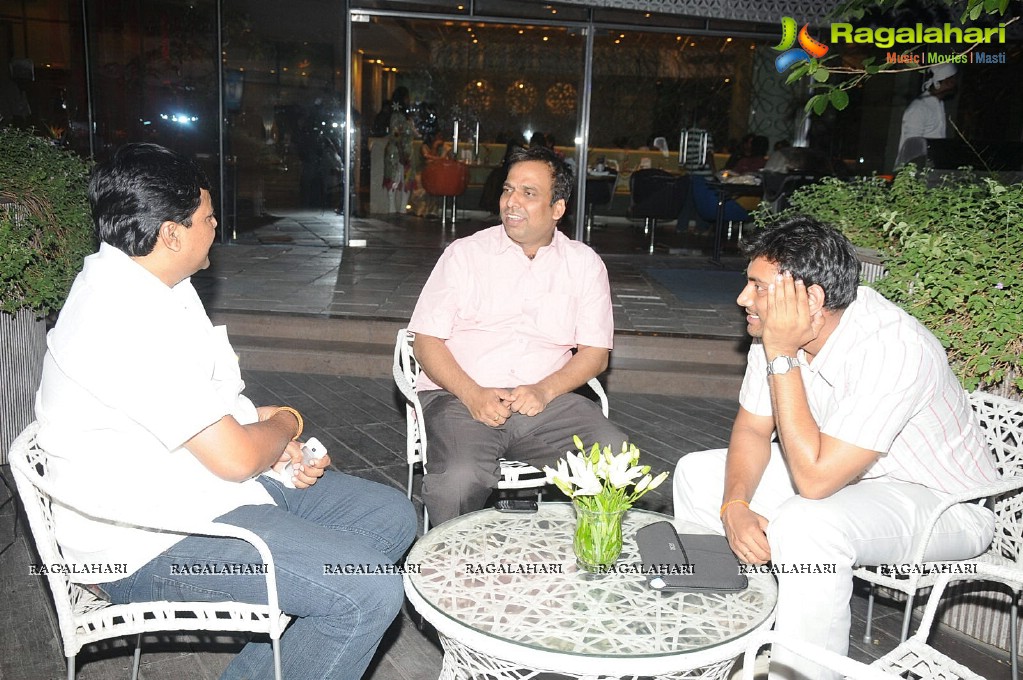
[829,88,850,111]
[813,68,831,83]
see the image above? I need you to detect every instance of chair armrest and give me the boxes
[741,631,891,680]
[33,476,286,620]
[905,475,1023,565]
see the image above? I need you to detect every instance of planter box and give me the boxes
[854,246,886,284]
[0,309,45,464]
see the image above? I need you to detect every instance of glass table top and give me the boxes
[405,503,778,659]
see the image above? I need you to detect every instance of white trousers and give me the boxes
[673,446,995,680]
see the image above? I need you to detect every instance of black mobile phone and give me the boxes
[494,499,538,513]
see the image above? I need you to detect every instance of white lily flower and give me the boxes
[646,471,669,491]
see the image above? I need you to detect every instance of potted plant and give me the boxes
[0,127,95,461]
[756,166,1022,399]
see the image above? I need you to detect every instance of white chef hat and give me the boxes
[922,63,958,92]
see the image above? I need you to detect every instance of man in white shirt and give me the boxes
[895,63,958,167]
[673,216,996,680]
[36,143,416,680]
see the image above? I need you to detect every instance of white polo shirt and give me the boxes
[35,244,273,583]
[739,286,996,494]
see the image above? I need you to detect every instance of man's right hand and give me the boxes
[465,386,513,427]
[722,503,771,564]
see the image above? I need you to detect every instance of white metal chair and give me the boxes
[392,327,609,529]
[855,390,1023,679]
[742,561,1023,680]
[8,422,291,680]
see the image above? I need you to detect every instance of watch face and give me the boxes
[769,356,796,375]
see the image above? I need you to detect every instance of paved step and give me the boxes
[212,312,749,398]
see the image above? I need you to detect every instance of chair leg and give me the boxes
[648,219,658,254]
[406,465,414,501]
[272,637,284,680]
[131,633,143,680]
[862,584,875,644]
[899,591,916,641]
[1011,591,1019,680]
[66,656,75,680]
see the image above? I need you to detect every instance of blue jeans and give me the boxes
[99,471,417,680]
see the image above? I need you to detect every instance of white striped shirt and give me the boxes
[739,286,997,494]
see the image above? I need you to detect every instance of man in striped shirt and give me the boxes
[673,216,997,680]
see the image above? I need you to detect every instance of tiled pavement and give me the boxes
[0,211,1013,679]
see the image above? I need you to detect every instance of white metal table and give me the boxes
[404,503,778,680]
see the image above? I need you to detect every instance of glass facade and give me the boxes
[3,1,1020,249]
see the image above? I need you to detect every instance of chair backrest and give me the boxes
[8,422,97,657]
[628,169,688,220]
[585,171,618,208]
[393,328,428,468]
[969,391,1023,562]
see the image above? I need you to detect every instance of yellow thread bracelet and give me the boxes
[719,499,750,518]
[269,406,303,441]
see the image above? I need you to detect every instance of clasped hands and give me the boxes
[467,384,550,427]
[761,270,824,358]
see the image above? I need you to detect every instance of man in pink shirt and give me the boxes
[408,145,627,524]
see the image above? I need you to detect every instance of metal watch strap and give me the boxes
[767,355,799,376]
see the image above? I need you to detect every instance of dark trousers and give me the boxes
[419,390,627,525]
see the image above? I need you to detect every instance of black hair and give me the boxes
[506,145,573,206]
[742,216,860,310]
[88,143,210,257]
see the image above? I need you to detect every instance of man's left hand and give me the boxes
[504,384,550,417]
[762,271,823,357]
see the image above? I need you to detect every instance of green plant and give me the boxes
[759,167,1022,397]
[754,175,893,251]
[0,127,95,316]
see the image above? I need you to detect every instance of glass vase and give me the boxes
[572,501,627,573]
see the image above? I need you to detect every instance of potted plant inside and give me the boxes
[0,127,95,461]
[756,166,1022,399]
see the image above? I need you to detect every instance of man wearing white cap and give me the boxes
[895,63,959,167]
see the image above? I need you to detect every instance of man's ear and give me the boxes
[552,198,567,221]
[157,220,183,252]
[806,283,827,316]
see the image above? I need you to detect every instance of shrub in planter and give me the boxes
[756,167,1022,398]
[0,126,95,316]
[0,126,95,462]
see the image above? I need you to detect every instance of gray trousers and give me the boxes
[419,390,628,525]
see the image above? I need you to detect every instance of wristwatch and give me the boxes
[767,355,800,376]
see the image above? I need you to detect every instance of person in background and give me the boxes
[673,216,996,680]
[408,145,627,525]
[383,86,416,213]
[36,143,417,680]
[895,63,959,168]
[732,135,769,174]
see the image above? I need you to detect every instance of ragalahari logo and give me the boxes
[774,17,829,72]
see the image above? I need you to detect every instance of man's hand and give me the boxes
[465,386,513,427]
[270,440,331,489]
[504,384,551,417]
[761,271,824,358]
[722,503,771,564]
